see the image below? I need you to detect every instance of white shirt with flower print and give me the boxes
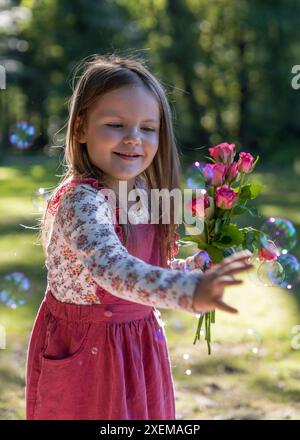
[44,178,203,313]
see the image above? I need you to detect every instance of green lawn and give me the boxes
[0,155,300,420]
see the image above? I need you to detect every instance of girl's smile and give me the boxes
[113,152,142,160]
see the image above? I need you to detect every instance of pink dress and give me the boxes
[25,178,203,420]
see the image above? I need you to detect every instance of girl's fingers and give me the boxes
[213,298,238,314]
[218,262,254,277]
[222,255,253,268]
[216,275,235,283]
[215,275,237,283]
[216,278,243,287]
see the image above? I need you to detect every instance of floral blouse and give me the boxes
[44,177,204,313]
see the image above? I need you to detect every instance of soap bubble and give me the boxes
[260,217,297,253]
[246,327,262,342]
[247,253,285,287]
[257,260,285,287]
[9,120,36,149]
[275,254,300,290]
[173,320,183,331]
[185,162,206,189]
[32,187,49,213]
[247,253,263,286]
[0,272,31,308]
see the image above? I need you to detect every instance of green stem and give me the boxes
[226,172,246,222]
[204,220,209,244]
[193,313,204,344]
[193,187,215,354]
[237,172,246,203]
[205,312,211,355]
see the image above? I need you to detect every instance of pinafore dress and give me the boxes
[25,178,176,420]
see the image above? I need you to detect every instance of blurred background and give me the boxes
[0,0,300,420]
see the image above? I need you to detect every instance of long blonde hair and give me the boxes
[41,53,182,268]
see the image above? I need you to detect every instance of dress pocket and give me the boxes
[41,316,92,366]
[34,318,95,419]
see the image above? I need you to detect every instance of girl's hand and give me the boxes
[192,250,253,314]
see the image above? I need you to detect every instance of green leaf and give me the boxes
[205,155,215,163]
[243,230,255,251]
[239,183,263,201]
[177,240,199,248]
[232,204,260,217]
[214,218,223,234]
[231,181,241,189]
[239,226,261,234]
[181,234,207,248]
[232,205,249,216]
[207,186,214,197]
[206,245,223,263]
[212,224,244,249]
[212,240,233,249]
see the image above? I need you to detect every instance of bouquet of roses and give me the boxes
[180,142,265,354]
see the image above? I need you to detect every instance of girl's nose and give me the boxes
[124,127,142,144]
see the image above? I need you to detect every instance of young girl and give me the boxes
[25,54,253,420]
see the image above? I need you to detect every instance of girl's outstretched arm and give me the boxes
[54,183,203,313]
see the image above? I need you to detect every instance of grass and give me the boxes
[0,155,300,420]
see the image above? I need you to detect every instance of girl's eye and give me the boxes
[105,124,155,132]
[106,124,123,128]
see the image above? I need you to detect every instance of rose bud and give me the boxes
[208,142,236,164]
[225,161,240,184]
[237,152,255,174]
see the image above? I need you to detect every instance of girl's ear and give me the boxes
[74,116,87,143]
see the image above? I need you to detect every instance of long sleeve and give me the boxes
[168,258,187,271]
[55,183,203,313]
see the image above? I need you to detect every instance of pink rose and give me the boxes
[237,152,254,174]
[225,162,240,184]
[203,163,226,186]
[208,142,236,164]
[215,184,238,209]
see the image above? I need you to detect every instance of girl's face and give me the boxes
[78,85,160,193]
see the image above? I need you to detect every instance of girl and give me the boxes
[25,54,253,420]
